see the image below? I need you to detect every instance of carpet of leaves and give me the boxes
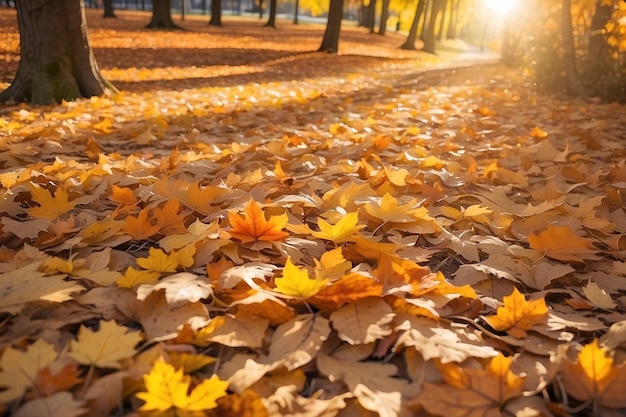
[1,8,626,417]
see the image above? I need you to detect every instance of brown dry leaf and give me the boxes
[13,392,86,417]
[330,297,395,344]
[196,313,269,348]
[69,320,142,368]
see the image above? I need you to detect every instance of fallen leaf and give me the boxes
[485,287,549,338]
[69,320,142,368]
[228,199,289,243]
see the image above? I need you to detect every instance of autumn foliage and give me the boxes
[1,8,626,417]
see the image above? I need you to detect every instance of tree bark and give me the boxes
[318,0,344,53]
[293,0,299,24]
[400,0,426,50]
[103,0,116,17]
[146,0,179,28]
[587,0,612,74]
[378,0,390,35]
[366,0,376,33]
[264,0,277,28]
[436,0,448,41]
[209,0,222,26]
[0,0,115,104]
[561,0,586,97]
[422,0,444,54]
[445,0,457,39]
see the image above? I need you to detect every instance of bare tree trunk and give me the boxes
[366,0,376,33]
[422,0,444,54]
[0,0,115,104]
[147,0,179,28]
[293,0,299,24]
[264,0,277,28]
[446,0,457,39]
[378,0,390,35]
[436,0,447,41]
[562,0,585,97]
[209,0,221,25]
[103,0,116,17]
[259,0,264,19]
[400,0,426,50]
[318,0,344,53]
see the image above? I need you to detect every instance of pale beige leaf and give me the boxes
[582,281,617,309]
[330,297,394,344]
[266,314,330,371]
[14,392,86,417]
[0,262,83,313]
[136,272,213,307]
[198,314,269,348]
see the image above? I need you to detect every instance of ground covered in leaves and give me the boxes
[1,7,626,417]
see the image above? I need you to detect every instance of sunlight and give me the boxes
[483,0,518,15]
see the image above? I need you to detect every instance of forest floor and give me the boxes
[1,6,626,417]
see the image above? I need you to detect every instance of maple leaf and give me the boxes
[136,246,179,274]
[34,363,83,396]
[28,183,77,220]
[561,339,626,408]
[0,339,58,403]
[528,224,599,263]
[69,320,142,368]
[228,199,289,243]
[13,392,86,417]
[274,257,328,299]
[313,247,352,281]
[363,192,433,225]
[310,212,364,244]
[485,287,549,338]
[124,206,165,240]
[117,266,161,288]
[408,353,525,416]
[136,358,229,414]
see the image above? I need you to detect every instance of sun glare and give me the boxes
[483,0,518,15]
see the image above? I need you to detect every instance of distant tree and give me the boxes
[561,0,585,97]
[209,0,222,26]
[264,0,277,28]
[378,0,390,35]
[318,0,344,52]
[436,0,448,40]
[103,0,116,17]
[259,0,265,19]
[400,0,427,50]
[293,0,299,23]
[366,0,376,32]
[0,0,115,104]
[147,0,179,28]
[422,0,445,53]
[445,0,458,39]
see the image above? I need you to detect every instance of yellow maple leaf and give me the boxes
[485,287,548,338]
[561,339,626,408]
[136,247,179,274]
[274,258,328,299]
[28,183,77,220]
[136,358,228,414]
[228,199,289,243]
[528,224,599,263]
[311,212,364,244]
[117,266,161,288]
[314,248,352,281]
[68,320,142,369]
[408,353,524,416]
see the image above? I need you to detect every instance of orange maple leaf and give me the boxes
[485,287,548,338]
[28,183,77,220]
[528,224,599,263]
[310,272,383,311]
[561,339,626,409]
[123,206,165,240]
[228,200,289,243]
[408,353,524,416]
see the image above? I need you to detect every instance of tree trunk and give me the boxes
[436,0,447,41]
[259,0,264,19]
[264,0,277,28]
[422,0,444,54]
[293,0,299,24]
[446,0,456,39]
[146,0,179,28]
[378,0,390,35]
[366,0,376,33]
[587,0,612,75]
[209,0,221,26]
[561,0,585,97]
[400,0,426,50]
[103,0,116,17]
[318,0,344,53]
[0,0,115,104]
